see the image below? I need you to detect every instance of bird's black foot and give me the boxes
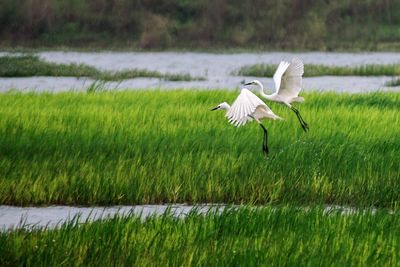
[300,121,309,132]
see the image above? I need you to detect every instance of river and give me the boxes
[1,51,400,92]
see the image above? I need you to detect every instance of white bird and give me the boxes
[211,88,282,155]
[245,58,309,132]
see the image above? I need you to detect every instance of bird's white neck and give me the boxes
[254,81,273,100]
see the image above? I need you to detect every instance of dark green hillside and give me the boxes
[1,0,400,50]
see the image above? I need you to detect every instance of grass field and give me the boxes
[0,55,203,81]
[236,63,400,77]
[1,90,399,207]
[1,207,399,266]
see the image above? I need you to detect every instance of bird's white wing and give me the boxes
[273,61,290,93]
[226,88,267,127]
[277,58,304,98]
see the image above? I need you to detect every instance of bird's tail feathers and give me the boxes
[270,114,284,121]
[292,96,304,103]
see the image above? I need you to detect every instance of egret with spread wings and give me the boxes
[211,88,282,155]
[245,58,309,132]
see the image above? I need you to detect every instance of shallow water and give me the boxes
[0,75,398,93]
[35,51,400,75]
[0,205,222,230]
[1,51,400,92]
[0,204,380,231]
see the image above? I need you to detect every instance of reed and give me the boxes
[0,90,399,207]
[1,207,398,266]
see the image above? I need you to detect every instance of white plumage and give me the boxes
[226,88,282,127]
[273,58,304,102]
[245,58,309,132]
[211,88,282,155]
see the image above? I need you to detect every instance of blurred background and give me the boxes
[1,0,400,50]
[2,0,400,93]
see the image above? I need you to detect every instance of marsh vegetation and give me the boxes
[1,207,399,266]
[385,78,400,87]
[237,63,400,77]
[2,0,400,265]
[0,55,203,81]
[1,90,399,207]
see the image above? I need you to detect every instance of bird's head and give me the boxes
[244,80,265,95]
[244,80,262,87]
[210,102,230,111]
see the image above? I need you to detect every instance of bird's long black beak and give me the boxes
[244,82,252,86]
[210,106,219,111]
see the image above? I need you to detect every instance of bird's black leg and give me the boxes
[291,107,309,132]
[291,107,308,128]
[259,124,269,155]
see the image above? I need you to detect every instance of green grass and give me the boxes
[1,90,400,207]
[1,207,399,266]
[236,63,400,77]
[0,55,203,81]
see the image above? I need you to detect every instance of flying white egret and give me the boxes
[245,58,309,132]
[211,88,282,155]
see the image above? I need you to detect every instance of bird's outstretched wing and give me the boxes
[276,58,304,98]
[226,88,268,127]
[273,61,291,93]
